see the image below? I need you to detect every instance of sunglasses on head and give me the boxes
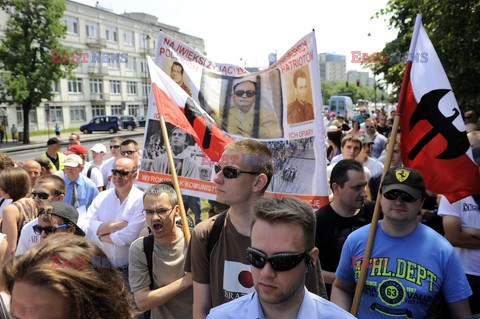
[110,145,120,149]
[31,191,51,200]
[246,247,310,272]
[234,90,256,98]
[214,164,260,179]
[383,190,418,203]
[121,150,135,156]
[33,224,70,236]
[111,169,134,177]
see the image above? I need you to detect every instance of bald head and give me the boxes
[23,160,42,188]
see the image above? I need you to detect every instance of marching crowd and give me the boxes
[0,108,478,319]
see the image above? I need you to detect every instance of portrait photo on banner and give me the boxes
[286,65,314,125]
[161,58,194,98]
[198,68,284,139]
[141,120,212,181]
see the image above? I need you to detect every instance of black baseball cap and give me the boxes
[382,167,425,199]
[47,137,61,145]
[45,202,85,236]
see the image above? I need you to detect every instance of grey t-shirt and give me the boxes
[129,234,193,319]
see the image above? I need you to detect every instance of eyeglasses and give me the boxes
[121,150,135,156]
[214,164,260,179]
[110,145,120,149]
[33,224,70,236]
[144,207,174,216]
[111,169,134,176]
[383,190,418,203]
[246,247,309,272]
[234,90,256,98]
[31,191,51,200]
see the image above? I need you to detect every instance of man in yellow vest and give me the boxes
[41,137,65,172]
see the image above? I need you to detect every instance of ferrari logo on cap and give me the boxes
[395,169,410,182]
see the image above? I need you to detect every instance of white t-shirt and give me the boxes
[438,195,480,276]
[15,218,40,256]
[82,162,104,189]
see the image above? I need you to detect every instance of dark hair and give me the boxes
[293,69,307,87]
[327,129,343,150]
[0,167,31,201]
[233,80,256,92]
[171,61,184,75]
[121,139,139,151]
[330,159,364,190]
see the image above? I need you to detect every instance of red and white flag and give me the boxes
[399,15,480,203]
[146,56,233,162]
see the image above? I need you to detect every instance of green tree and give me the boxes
[368,0,480,111]
[0,0,77,143]
[321,81,381,105]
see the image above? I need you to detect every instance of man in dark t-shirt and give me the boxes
[315,159,375,297]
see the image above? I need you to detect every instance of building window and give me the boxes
[142,82,150,97]
[70,106,86,122]
[49,106,63,122]
[128,105,139,116]
[68,79,83,93]
[124,31,134,46]
[126,57,136,71]
[92,105,105,117]
[111,105,122,115]
[90,79,103,94]
[110,80,121,94]
[63,16,78,35]
[140,60,147,73]
[86,21,99,38]
[127,82,137,95]
[108,60,119,69]
[140,34,148,48]
[16,107,38,125]
[52,82,60,93]
[106,26,117,42]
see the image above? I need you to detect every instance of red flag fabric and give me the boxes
[399,16,480,203]
[147,56,233,162]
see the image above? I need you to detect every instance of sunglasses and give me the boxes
[214,164,260,179]
[31,191,51,200]
[246,247,309,272]
[111,169,134,176]
[33,224,70,236]
[383,190,418,203]
[234,90,256,98]
[110,145,120,149]
[121,150,135,156]
[144,207,174,216]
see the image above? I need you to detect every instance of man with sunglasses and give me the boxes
[219,79,281,138]
[15,175,66,256]
[101,137,124,189]
[287,69,314,125]
[332,167,472,318]
[88,157,144,282]
[207,197,353,319]
[129,183,193,319]
[35,201,85,240]
[364,119,387,158]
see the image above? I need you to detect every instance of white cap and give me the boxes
[63,154,83,167]
[90,143,107,153]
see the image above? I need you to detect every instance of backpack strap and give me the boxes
[207,210,228,260]
[143,234,155,290]
[87,165,94,179]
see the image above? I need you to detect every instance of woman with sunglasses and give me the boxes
[0,167,36,255]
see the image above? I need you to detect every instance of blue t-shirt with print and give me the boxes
[336,221,472,318]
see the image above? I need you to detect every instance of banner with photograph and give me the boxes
[138,31,329,208]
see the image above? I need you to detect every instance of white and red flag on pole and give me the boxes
[398,14,480,203]
[146,56,233,162]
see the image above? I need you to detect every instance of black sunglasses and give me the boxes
[31,191,51,200]
[33,224,70,236]
[246,247,309,272]
[214,164,260,179]
[234,90,255,98]
[383,190,418,203]
[121,150,135,156]
[110,145,120,149]
[111,169,134,176]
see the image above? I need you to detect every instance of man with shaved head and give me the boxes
[23,160,42,188]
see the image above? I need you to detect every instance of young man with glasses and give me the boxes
[35,201,85,240]
[15,175,66,256]
[188,139,326,319]
[88,157,144,284]
[101,137,124,188]
[207,197,353,318]
[120,139,141,168]
[129,183,193,319]
[331,167,472,318]
[219,79,281,138]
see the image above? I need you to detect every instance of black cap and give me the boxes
[382,167,425,199]
[48,202,85,236]
[47,137,61,146]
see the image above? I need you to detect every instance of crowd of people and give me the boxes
[0,107,477,319]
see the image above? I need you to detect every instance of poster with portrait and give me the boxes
[138,31,328,208]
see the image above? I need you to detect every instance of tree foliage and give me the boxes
[0,0,77,143]
[367,0,480,111]
[321,81,384,105]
